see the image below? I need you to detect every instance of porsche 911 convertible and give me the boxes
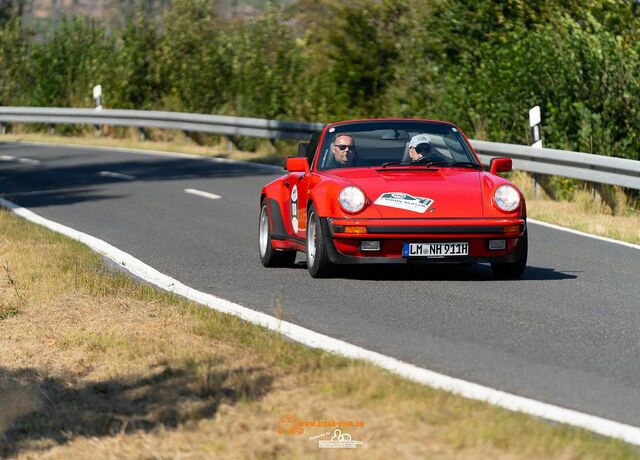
[258,119,527,278]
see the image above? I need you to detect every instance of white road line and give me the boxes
[97,171,136,181]
[184,188,221,200]
[528,218,640,250]
[1,196,640,446]
[0,155,41,165]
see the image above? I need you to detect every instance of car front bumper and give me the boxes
[322,217,526,265]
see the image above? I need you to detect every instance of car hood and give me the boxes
[326,167,484,218]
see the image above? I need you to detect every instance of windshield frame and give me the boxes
[315,119,479,171]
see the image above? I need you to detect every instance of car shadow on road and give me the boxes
[290,261,578,281]
[2,188,125,208]
[0,362,272,457]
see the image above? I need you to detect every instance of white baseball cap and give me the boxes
[408,133,433,149]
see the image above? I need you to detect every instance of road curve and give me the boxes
[1,141,639,427]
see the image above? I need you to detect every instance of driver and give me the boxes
[408,133,443,162]
[330,133,356,167]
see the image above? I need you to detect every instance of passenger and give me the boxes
[407,133,442,162]
[409,134,435,161]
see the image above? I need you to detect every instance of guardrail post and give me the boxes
[0,123,5,135]
[138,127,146,142]
[47,124,54,136]
[226,136,234,152]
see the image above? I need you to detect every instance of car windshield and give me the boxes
[316,120,479,170]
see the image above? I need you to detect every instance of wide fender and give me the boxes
[260,175,290,206]
[261,178,297,239]
[480,173,525,218]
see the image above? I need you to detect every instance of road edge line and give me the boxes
[2,196,640,446]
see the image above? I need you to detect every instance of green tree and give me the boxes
[0,19,30,105]
[109,13,163,109]
[227,7,305,119]
[0,0,26,26]
[324,0,407,118]
[156,0,233,113]
[29,17,115,108]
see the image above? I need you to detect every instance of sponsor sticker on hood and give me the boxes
[374,192,434,213]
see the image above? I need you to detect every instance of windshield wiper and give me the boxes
[442,161,483,170]
[380,159,443,168]
[380,158,482,169]
[380,161,406,167]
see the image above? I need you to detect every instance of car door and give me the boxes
[286,133,320,240]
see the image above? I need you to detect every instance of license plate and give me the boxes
[402,242,469,258]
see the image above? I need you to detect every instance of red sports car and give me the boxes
[259,119,527,278]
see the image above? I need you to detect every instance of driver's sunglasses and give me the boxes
[415,145,431,153]
[335,144,354,151]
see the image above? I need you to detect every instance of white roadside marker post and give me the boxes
[529,105,543,197]
[93,84,103,137]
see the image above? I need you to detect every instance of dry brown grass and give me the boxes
[509,171,640,244]
[0,169,639,458]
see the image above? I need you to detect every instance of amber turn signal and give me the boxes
[344,226,367,234]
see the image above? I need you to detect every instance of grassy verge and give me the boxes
[1,208,639,457]
[508,171,640,245]
[2,132,639,245]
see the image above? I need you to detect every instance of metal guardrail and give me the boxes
[471,141,640,190]
[0,106,638,190]
[0,107,324,140]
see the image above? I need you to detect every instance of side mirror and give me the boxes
[285,157,310,173]
[297,142,308,156]
[490,157,512,175]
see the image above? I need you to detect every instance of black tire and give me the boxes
[491,229,528,279]
[306,204,334,278]
[258,200,296,267]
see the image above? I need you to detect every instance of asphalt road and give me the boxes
[2,141,639,427]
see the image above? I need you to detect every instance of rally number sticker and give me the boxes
[290,185,299,232]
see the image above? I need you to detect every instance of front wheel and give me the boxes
[306,204,334,277]
[491,230,528,279]
[259,200,296,267]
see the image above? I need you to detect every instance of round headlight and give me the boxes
[494,185,521,212]
[339,186,366,213]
